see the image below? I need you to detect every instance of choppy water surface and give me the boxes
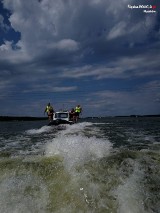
[0,117,160,213]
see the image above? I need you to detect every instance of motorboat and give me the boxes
[48,111,74,126]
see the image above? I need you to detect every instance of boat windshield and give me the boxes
[55,113,69,119]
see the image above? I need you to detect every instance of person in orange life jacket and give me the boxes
[44,103,54,121]
[69,108,76,123]
[75,105,82,122]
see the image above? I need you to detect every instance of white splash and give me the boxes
[25,125,52,135]
[0,173,49,213]
[114,161,147,213]
[45,122,112,170]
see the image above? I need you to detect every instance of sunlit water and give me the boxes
[0,117,160,213]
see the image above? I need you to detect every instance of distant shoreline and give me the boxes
[0,116,47,121]
[85,114,160,119]
[0,114,160,121]
[115,115,160,117]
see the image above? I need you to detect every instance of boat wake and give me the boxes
[0,120,159,213]
[45,122,112,170]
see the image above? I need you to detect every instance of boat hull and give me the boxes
[48,119,73,126]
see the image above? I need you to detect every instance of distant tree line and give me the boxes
[0,116,47,121]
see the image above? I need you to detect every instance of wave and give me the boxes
[0,120,159,212]
[45,122,112,170]
[25,125,53,135]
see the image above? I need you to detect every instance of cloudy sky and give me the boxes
[0,0,160,117]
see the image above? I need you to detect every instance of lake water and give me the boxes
[0,117,160,213]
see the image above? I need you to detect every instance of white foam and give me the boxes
[0,173,49,213]
[114,162,147,213]
[25,125,53,135]
[45,122,112,170]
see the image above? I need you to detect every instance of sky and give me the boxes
[0,0,160,117]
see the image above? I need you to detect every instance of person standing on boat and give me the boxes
[69,108,76,123]
[75,105,82,122]
[44,103,54,122]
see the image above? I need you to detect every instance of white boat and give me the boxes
[48,111,74,126]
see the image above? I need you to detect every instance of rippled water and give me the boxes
[0,117,160,213]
